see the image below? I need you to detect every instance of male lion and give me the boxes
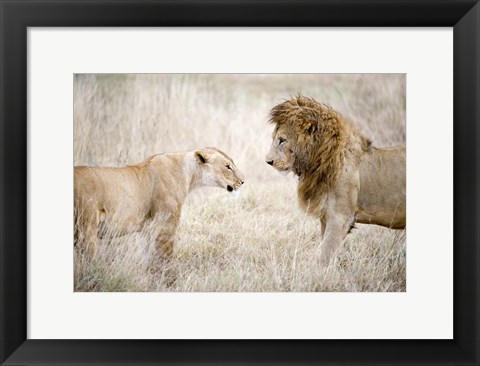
[74,147,244,260]
[266,96,405,267]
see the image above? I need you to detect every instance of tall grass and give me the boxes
[74,74,406,292]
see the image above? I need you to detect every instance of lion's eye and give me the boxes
[226,164,232,170]
[279,137,286,145]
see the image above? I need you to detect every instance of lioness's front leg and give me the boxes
[154,212,180,260]
[155,230,175,259]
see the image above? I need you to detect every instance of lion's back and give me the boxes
[357,146,406,228]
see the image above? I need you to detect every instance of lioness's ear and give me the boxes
[195,150,208,164]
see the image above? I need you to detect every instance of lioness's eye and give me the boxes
[226,164,232,170]
[279,137,286,145]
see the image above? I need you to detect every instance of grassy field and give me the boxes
[74,74,406,292]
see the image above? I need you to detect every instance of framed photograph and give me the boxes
[72,73,407,293]
[1,1,479,365]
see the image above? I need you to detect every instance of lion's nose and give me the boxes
[241,181,244,185]
[266,160,274,165]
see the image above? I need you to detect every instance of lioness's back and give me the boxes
[74,149,245,260]
[74,165,154,218]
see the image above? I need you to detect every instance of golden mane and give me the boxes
[269,96,371,211]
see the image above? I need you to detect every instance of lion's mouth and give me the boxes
[272,164,291,173]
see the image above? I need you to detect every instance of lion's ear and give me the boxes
[300,114,318,135]
[305,122,317,135]
[195,150,208,164]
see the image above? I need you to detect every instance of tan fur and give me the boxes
[266,96,405,267]
[74,147,244,260]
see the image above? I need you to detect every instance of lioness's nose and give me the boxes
[266,160,274,165]
[241,181,244,185]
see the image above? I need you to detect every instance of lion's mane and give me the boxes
[269,96,371,212]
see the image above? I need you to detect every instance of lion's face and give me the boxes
[196,148,244,195]
[265,126,296,173]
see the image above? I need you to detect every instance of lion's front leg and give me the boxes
[319,188,358,268]
[320,218,327,241]
[319,214,354,268]
[318,170,360,268]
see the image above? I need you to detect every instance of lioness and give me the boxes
[74,147,244,259]
[266,96,405,267]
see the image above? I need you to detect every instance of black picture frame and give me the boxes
[1,1,479,365]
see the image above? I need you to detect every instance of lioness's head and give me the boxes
[195,147,244,196]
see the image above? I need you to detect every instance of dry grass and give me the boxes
[74,74,406,292]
